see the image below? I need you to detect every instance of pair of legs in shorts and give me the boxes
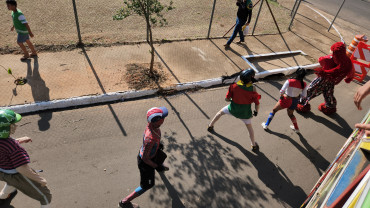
[208,106,258,151]
[262,96,300,133]
[17,33,37,60]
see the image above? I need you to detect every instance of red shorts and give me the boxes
[279,97,299,110]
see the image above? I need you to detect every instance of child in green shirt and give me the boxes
[6,0,37,61]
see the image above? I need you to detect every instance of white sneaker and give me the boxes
[261,122,268,130]
[290,125,300,133]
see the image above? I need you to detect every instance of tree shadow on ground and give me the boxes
[150,132,266,208]
[26,57,52,131]
[150,96,306,208]
[264,129,330,175]
[210,131,307,208]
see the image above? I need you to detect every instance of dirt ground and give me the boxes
[0,0,291,53]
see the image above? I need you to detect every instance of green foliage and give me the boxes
[113,0,174,27]
[7,68,12,75]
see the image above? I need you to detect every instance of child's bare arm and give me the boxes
[255,104,259,112]
[24,23,34,37]
[16,136,32,144]
[16,164,47,186]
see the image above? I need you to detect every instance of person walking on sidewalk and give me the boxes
[118,107,170,208]
[224,0,253,48]
[0,109,52,208]
[6,0,37,61]
[261,68,308,133]
[207,69,261,152]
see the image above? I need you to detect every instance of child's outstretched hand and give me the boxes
[17,136,32,144]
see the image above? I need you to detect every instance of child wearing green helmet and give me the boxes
[207,69,261,152]
[0,109,52,208]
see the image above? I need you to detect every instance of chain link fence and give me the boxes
[0,0,292,52]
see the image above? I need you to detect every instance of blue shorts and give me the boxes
[17,33,29,43]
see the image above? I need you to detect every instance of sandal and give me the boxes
[207,126,214,132]
[20,56,30,61]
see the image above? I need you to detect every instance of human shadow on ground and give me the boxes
[264,129,330,175]
[80,47,127,136]
[0,204,15,208]
[297,111,353,138]
[26,57,52,131]
[211,131,307,208]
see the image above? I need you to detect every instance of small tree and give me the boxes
[114,0,174,74]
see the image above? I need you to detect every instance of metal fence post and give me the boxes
[288,0,302,30]
[207,0,217,38]
[290,0,298,16]
[252,0,264,35]
[328,0,346,32]
[72,0,83,45]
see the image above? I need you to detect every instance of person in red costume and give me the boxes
[297,42,354,115]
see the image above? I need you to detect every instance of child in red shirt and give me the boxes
[208,69,261,152]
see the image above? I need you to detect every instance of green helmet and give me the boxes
[0,109,22,139]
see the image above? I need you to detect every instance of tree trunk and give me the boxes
[143,1,155,74]
[148,22,155,74]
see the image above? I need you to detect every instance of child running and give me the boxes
[207,69,261,152]
[261,68,308,133]
[0,109,51,208]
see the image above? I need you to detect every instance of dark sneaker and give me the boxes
[118,201,140,208]
[251,143,259,153]
[224,44,231,49]
[207,126,214,132]
[0,190,17,205]
[237,40,245,44]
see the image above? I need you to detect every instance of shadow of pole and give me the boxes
[154,49,210,119]
[26,58,52,131]
[265,129,330,175]
[81,47,127,136]
[158,172,186,208]
[297,111,353,138]
[209,39,243,71]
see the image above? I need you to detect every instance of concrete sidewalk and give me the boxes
[0,0,367,109]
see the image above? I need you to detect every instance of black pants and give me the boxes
[137,149,167,190]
